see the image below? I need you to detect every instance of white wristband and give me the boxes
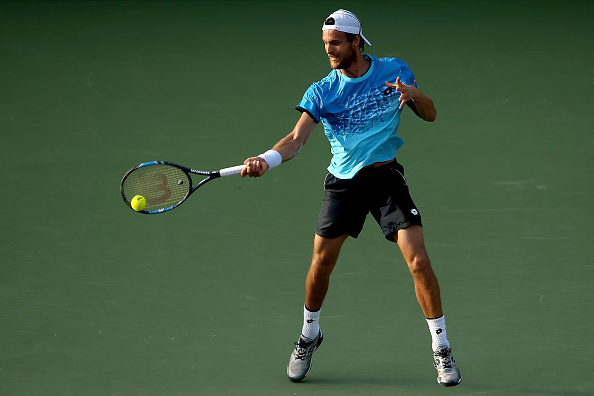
[258,149,282,169]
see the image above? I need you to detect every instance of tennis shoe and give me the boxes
[286,330,323,382]
[433,346,461,386]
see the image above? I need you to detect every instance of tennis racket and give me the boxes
[120,161,244,214]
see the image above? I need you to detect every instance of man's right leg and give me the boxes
[287,234,348,382]
[305,234,348,311]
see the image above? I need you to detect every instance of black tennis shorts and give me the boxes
[316,160,422,242]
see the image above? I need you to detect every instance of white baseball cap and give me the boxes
[322,9,371,47]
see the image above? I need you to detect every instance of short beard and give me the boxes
[331,47,357,70]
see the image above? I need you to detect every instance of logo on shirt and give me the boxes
[382,87,395,96]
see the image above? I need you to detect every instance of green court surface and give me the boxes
[1,1,592,395]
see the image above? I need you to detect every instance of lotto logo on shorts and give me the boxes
[411,209,419,215]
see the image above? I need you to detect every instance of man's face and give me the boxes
[322,30,358,70]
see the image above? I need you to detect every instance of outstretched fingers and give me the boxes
[386,76,412,109]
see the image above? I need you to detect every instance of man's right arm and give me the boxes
[241,112,318,177]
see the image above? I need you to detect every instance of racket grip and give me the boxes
[219,165,245,177]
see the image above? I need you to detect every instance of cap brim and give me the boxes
[360,33,371,47]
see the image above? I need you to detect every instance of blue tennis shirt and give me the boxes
[296,55,417,179]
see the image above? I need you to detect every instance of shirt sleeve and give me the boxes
[295,83,322,123]
[383,57,417,88]
[398,59,417,87]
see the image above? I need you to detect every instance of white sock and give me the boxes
[426,315,450,352]
[301,306,321,340]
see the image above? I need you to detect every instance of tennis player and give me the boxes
[241,9,461,387]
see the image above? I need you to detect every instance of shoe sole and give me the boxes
[438,377,461,387]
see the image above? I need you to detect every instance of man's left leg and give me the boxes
[393,225,461,387]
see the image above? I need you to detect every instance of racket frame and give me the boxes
[120,161,243,214]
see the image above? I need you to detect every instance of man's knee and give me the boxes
[407,253,433,276]
[310,250,337,275]
[310,234,347,274]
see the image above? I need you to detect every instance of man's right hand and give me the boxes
[241,157,269,177]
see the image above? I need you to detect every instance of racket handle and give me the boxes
[219,165,245,177]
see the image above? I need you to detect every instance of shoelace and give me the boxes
[293,340,315,360]
[435,349,453,369]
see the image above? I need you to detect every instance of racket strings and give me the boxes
[123,165,191,211]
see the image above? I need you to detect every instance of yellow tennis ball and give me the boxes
[131,195,146,211]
